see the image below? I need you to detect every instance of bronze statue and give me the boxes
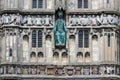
[53,10,67,46]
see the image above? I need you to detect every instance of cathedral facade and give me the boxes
[0,0,120,80]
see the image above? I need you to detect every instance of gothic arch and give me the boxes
[46,35,52,62]
[53,52,59,62]
[92,35,99,62]
[85,52,91,62]
[23,35,29,62]
[30,52,36,58]
[62,52,68,62]
[69,35,76,62]
[38,30,43,47]
[30,52,37,62]
[38,52,44,62]
[77,52,83,62]
[32,30,36,47]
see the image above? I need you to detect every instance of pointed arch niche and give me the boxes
[45,35,52,62]
[69,35,76,62]
[92,35,99,62]
[53,52,59,62]
[62,52,68,63]
[30,52,37,62]
[77,52,83,62]
[23,35,29,62]
[38,52,44,62]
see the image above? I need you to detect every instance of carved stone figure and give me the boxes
[27,15,33,25]
[23,68,28,74]
[22,16,27,25]
[78,15,82,26]
[87,15,91,26]
[31,68,36,75]
[3,14,10,24]
[96,15,102,25]
[112,14,118,25]
[99,66,106,74]
[69,15,72,26]
[53,10,67,46]
[70,15,78,26]
[107,15,113,24]
[8,66,14,74]
[44,15,52,26]
[36,15,43,26]
[92,67,98,74]
[101,14,108,25]
[10,14,16,25]
[106,66,114,74]
[83,67,90,75]
[17,67,21,74]
[15,13,22,25]
[90,15,97,26]
[81,15,87,26]
[32,16,36,25]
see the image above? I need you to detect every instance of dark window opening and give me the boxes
[84,30,89,48]
[32,0,43,8]
[32,30,36,47]
[78,30,83,48]
[78,0,82,8]
[32,0,37,8]
[38,0,43,8]
[38,30,42,47]
[9,49,12,57]
[108,34,110,47]
[84,0,88,8]
[107,0,109,3]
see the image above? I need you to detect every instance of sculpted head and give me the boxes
[58,11,63,18]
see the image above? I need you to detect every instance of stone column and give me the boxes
[108,33,112,61]
[4,66,6,74]
[112,32,116,61]
[89,29,92,62]
[103,30,105,62]
[100,33,104,62]
[111,33,114,61]
[29,29,32,62]
[104,33,107,61]
[13,29,18,62]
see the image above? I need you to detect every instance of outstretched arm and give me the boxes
[52,22,57,32]
[64,21,68,32]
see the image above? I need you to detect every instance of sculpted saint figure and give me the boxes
[44,15,52,26]
[15,13,22,25]
[10,14,16,25]
[72,15,78,26]
[36,15,43,26]
[101,14,108,25]
[27,15,33,25]
[91,15,97,26]
[81,15,87,26]
[53,11,67,46]
[112,14,118,25]
[78,15,82,26]
[96,15,102,25]
[3,14,10,24]
[22,16,27,25]
[107,15,113,24]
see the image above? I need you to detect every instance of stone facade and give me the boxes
[0,0,120,80]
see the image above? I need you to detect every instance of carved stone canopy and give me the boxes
[55,0,66,10]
